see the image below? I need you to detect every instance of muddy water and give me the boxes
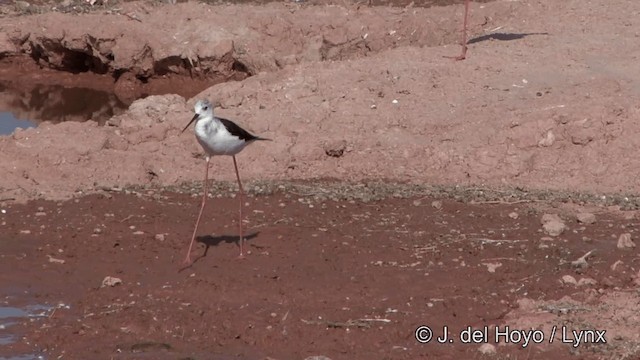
[0,80,128,136]
[0,304,52,359]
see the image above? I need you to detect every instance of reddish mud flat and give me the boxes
[2,186,640,359]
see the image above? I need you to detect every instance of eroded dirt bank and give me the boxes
[1,0,640,202]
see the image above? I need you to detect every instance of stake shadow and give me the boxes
[467,32,549,45]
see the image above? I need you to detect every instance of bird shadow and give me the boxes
[467,32,549,45]
[179,232,261,271]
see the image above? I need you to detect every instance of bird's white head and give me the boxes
[182,99,215,133]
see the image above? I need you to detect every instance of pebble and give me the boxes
[541,214,566,236]
[617,233,635,249]
[133,231,145,235]
[431,200,442,210]
[508,212,519,219]
[577,277,597,287]
[305,357,332,360]
[561,275,578,285]
[101,276,122,287]
[35,212,46,217]
[19,230,31,234]
[483,262,502,273]
[537,130,556,147]
[47,255,65,264]
[576,212,596,224]
[154,233,166,241]
[610,260,623,271]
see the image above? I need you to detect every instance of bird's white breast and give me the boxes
[194,118,248,156]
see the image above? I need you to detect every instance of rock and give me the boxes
[304,357,332,360]
[561,275,578,286]
[154,233,166,241]
[14,1,31,11]
[114,72,143,105]
[516,298,537,311]
[508,212,519,219]
[0,32,16,55]
[431,200,442,210]
[541,214,566,236]
[576,212,596,224]
[577,278,597,287]
[47,255,65,264]
[538,130,556,147]
[617,233,635,249]
[478,343,496,355]
[323,140,347,158]
[101,276,122,287]
[610,260,623,271]
[483,262,502,273]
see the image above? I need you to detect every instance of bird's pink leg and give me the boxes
[446,0,470,61]
[184,156,211,265]
[232,156,246,259]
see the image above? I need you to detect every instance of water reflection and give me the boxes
[0,80,129,135]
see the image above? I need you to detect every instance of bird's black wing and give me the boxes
[218,117,269,141]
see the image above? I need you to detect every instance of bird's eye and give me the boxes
[203,106,208,111]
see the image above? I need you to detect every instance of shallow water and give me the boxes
[0,112,35,136]
[0,81,128,136]
[0,304,54,359]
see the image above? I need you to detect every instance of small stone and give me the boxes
[610,260,623,271]
[478,343,496,355]
[14,0,31,11]
[93,228,102,234]
[154,233,166,241]
[304,357,332,360]
[508,212,519,219]
[133,231,145,235]
[35,212,46,217]
[562,275,578,285]
[538,130,556,147]
[483,262,502,273]
[576,212,596,224]
[47,255,65,264]
[617,233,635,249]
[577,278,597,287]
[323,140,347,158]
[19,230,31,234]
[431,200,442,210]
[541,214,566,236]
[101,276,122,287]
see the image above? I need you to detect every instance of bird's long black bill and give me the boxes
[182,113,199,133]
